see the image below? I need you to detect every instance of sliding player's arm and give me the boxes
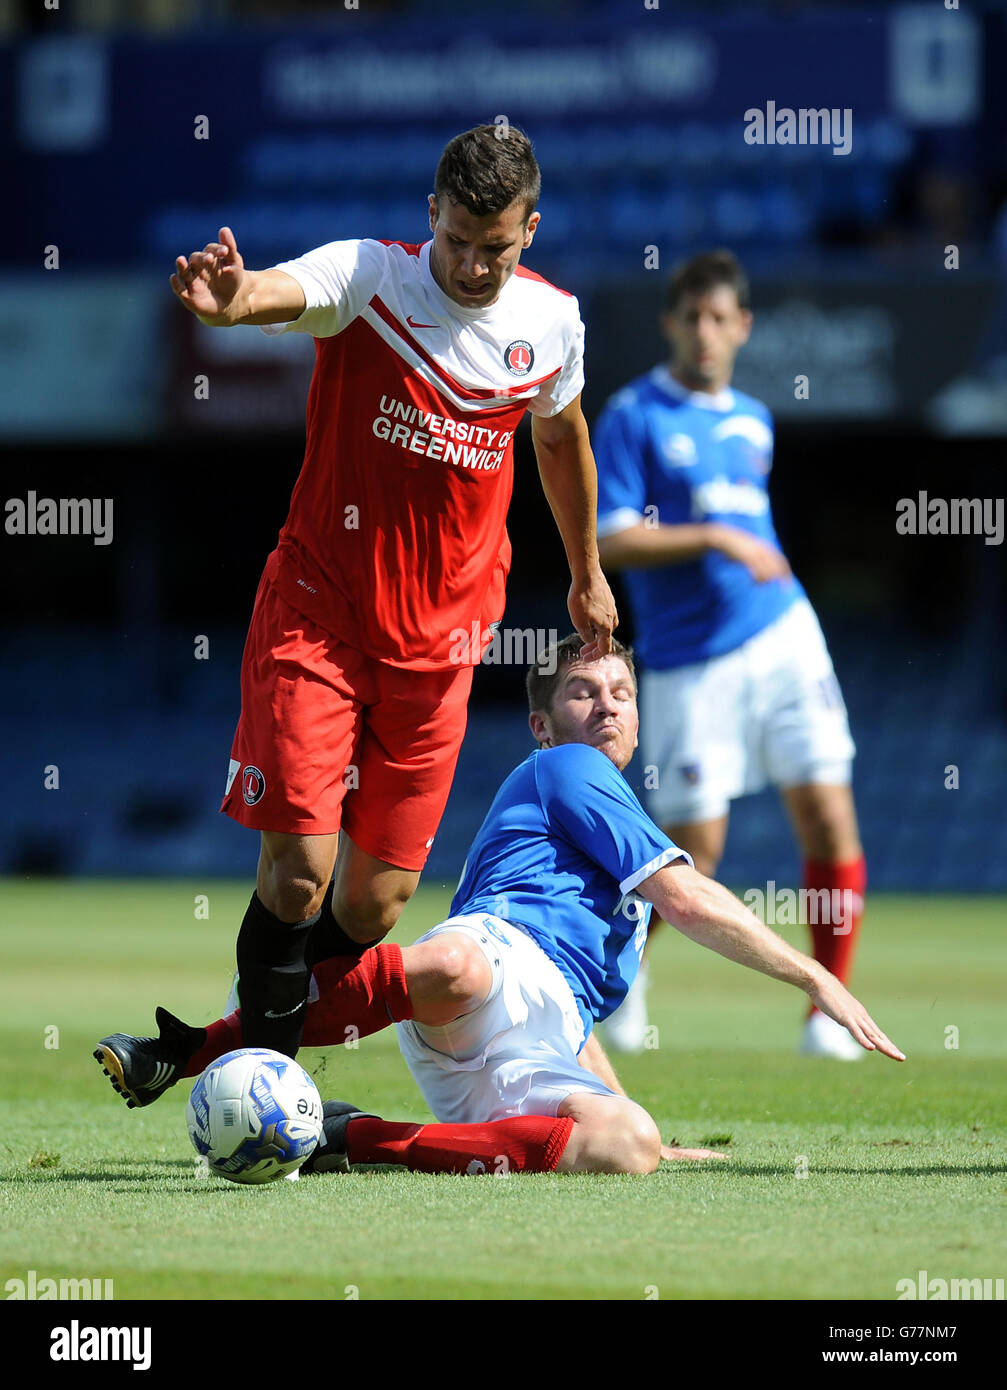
[578,1030,626,1096]
[637,862,905,1061]
[530,394,618,660]
[579,1029,727,1160]
[170,226,306,327]
[598,521,790,581]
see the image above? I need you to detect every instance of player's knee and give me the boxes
[613,1111,662,1175]
[260,868,329,923]
[336,877,414,940]
[427,936,490,1007]
[566,1102,661,1175]
[257,835,334,922]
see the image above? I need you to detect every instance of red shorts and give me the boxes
[220,575,473,870]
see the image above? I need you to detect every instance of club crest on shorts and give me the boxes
[679,763,701,785]
[503,340,534,376]
[242,765,266,806]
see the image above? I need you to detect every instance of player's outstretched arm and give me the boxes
[638,862,905,1062]
[169,226,306,327]
[531,394,618,658]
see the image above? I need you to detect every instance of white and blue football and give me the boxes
[186,1048,323,1185]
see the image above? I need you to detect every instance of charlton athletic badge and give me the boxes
[242,765,266,806]
[504,340,534,376]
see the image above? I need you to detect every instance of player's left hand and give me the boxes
[808,971,906,1061]
[569,569,618,660]
[660,1143,729,1161]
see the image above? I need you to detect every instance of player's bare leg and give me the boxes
[330,833,421,946]
[780,781,861,864]
[398,933,494,1024]
[554,1092,662,1173]
[250,831,422,1022]
[604,814,729,1053]
[256,830,339,922]
[781,781,866,1059]
[663,814,731,880]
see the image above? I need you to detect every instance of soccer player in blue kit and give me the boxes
[294,635,902,1176]
[98,636,902,1173]
[594,251,867,1060]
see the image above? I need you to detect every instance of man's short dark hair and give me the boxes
[526,633,638,715]
[665,249,750,313]
[434,124,541,222]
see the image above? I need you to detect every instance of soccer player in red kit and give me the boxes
[96,126,617,1087]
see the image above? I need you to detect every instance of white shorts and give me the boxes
[395,915,615,1125]
[641,598,856,825]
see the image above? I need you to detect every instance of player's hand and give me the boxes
[170,226,246,325]
[712,526,791,583]
[807,971,906,1061]
[569,568,618,660]
[660,1143,729,1162]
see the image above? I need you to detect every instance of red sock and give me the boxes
[345,1114,575,1174]
[181,943,413,1077]
[183,1015,242,1077]
[303,943,413,1045]
[805,854,866,1009]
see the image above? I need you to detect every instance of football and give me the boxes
[186,1048,323,1185]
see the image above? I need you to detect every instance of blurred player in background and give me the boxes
[133,125,617,1070]
[93,637,901,1175]
[593,250,865,1060]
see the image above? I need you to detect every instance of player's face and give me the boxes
[531,656,640,771]
[427,195,539,309]
[661,286,752,392]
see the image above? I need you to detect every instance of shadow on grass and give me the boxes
[8,1158,222,1183]
[8,1158,1005,1186]
[8,1173,250,1197]
[700,1162,1007,1178]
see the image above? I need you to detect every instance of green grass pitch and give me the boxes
[1,879,1004,1301]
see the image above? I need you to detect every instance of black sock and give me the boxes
[305,879,374,968]
[235,892,320,1058]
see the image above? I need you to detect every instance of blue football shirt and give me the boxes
[450,742,692,1041]
[594,366,803,670]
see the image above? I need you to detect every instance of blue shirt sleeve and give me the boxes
[533,745,690,893]
[593,396,648,538]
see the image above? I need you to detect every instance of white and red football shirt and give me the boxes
[258,238,585,670]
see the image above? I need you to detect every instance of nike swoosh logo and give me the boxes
[263,1003,306,1020]
[406,315,437,329]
